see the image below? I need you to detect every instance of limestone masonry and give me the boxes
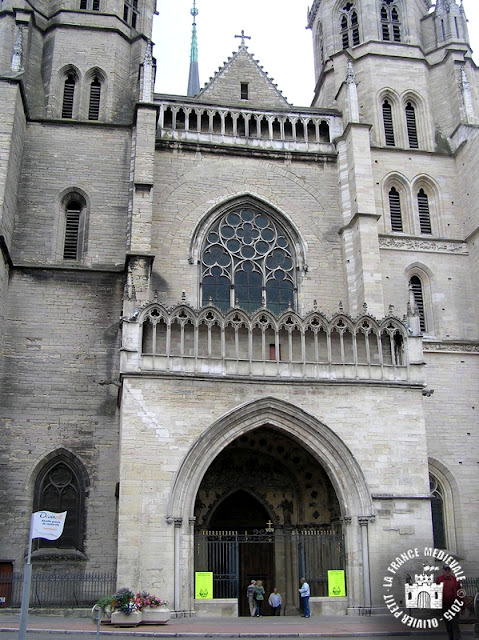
[0,0,478,618]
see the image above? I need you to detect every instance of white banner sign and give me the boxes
[31,511,67,541]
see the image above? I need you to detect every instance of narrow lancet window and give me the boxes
[88,77,101,120]
[382,100,395,146]
[417,189,432,234]
[409,275,426,332]
[62,74,76,118]
[389,187,403,232]
[405,102,419,149]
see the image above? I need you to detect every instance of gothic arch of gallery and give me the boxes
[167,396,374,610]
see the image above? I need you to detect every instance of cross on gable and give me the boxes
[235,30,251,47]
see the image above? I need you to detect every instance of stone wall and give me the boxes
[117,375,430,607]
[0,268,123,570]
[151,148,343,316]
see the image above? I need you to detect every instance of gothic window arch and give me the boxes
[409,274,426,332]
[85,69,106,121]
[340,3,360,49]
[61,72,77,119]
[200,204,297,315]
[428,463,458,553]
[429,473,446,549]
[382,99,395,146]
[417,188,432,234]
[61,192,88,261]
[405,101,418,148]
[388,187,403,232]
[381,0,401,42]
[33,452,88,551]
[412,176,440,235]
[88,76,102,120]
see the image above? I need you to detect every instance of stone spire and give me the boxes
[187,0,200,96]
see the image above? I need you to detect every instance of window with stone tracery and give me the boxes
[381,0,401,42]
[340,2,360,49]
[201,206,296,314]
[33,454,87,550]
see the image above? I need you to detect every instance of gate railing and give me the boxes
[195,529,345,600]
[0,571,116,608]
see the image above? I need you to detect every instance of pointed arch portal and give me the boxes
[167,397,374,615]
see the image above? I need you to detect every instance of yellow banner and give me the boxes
[195,572,213,599]
[328,570,346,597]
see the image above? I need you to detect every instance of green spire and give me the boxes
[187,0,200,95]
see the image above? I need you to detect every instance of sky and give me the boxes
[152,0,479,107]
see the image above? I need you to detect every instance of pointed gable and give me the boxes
[198,47,290,109]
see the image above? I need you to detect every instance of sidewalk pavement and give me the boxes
[0,610,475,637]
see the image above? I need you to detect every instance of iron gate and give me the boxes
[194,529,345,599]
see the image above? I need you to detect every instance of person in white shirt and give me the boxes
[268,587,282,616]
[299,577,310,617]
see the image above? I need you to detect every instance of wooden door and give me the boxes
[239,542,274,616]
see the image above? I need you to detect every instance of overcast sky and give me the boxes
[152,1,479,107]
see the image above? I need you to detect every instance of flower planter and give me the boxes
[110,610,142,627]
[141,604,170,624]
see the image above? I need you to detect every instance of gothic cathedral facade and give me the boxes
[0,0,478,616]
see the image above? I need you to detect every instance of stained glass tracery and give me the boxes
[201,207,296,314]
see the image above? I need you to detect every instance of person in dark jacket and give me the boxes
[436,564,464,640]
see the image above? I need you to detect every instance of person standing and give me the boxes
[254,579,265,616]
[436,564,464,640]
[246,580,257,617]
[268,587,282,615]
[299,577,311,617]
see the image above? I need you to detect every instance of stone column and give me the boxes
[358,516,374,611]
[174,517,183,613]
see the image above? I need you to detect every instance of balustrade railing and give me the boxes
[156,100,342,153]
[121,303,412,382]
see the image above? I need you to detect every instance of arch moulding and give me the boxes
[166,396,375,612]
[167,396,373,522]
